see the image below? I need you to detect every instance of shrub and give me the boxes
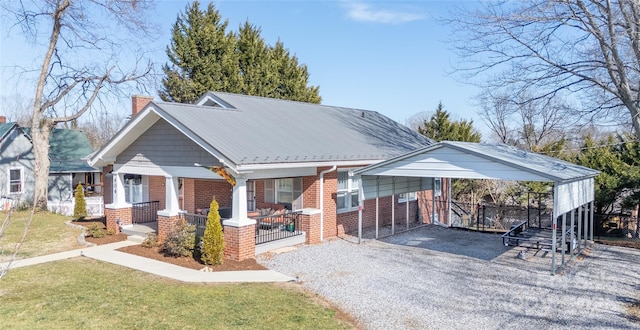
[105,228,115,236]
[86,223,105,238]
[201,198,224,266]
[162,219,196,257]
[73,183,87,219]
[142,232,158,248]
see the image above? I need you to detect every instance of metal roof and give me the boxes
[153,92,433,166]
[0,122,18,141]
[356,141,600,183]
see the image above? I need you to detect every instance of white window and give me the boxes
[8,168,22,194]
[337,170,359,212]
[124,174,148,204]
[399,192,416,203]
[434,178,442,197]
[264,178,303,210]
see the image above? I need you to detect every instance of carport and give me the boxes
[354,141,600,274]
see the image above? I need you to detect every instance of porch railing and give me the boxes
[132,201,160,224]
[255,211,302,245]
[182,213,209,237]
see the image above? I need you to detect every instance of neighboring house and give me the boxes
[0,116,103,215]
[89,92,447,260]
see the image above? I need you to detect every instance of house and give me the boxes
[0,116,103,215]
[89,93,448,260]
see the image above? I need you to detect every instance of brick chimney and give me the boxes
[0,116,6,124]
[131,95,153,117]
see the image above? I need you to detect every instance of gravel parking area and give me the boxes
[258,225,640,329]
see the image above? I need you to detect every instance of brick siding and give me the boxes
[105,206,132,234]
[148,176,166,210]
[223,223,256,261]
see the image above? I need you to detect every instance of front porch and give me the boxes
[111,205,312,258]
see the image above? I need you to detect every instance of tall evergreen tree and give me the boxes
[160,1,241,103]
[160,2,321,104]
[418,102,481,142]
[236,22,271,97]
[269,41,321,103]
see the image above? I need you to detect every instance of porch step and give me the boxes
[127,235,146,243]
[255,232,306,256]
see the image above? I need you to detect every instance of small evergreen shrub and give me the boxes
[201,198,225,266]
[142,232,158,248]
[105,228,115,235]
[162,219,196,257]
[86,223,105,238]
[73,183,87,219]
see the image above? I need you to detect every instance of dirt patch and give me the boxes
[595,240,640,249]
[117,244,267,272]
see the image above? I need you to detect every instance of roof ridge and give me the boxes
[211,91,375,113]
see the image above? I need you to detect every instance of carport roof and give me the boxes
[354,141,599,183]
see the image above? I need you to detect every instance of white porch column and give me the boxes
[110,172,129,207]
[159,176,180,216]
[224,176,256,227]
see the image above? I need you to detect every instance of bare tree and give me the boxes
[3,0,156,209]
[478,90,576,150]
[405,111,433,132]
[1,93,32,126]
[79,110,128,149]
[448,0,640,140]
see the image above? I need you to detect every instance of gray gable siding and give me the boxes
[0,127,36,202]
[118,118,221,168]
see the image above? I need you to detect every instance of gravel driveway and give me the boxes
[258,225,640,329]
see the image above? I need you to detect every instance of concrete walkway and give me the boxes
[0,241,293,283]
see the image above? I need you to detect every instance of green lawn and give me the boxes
[0,211,83,261]
[0,258,355,329]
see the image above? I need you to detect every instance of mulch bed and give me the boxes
[117,245,267,271]
[72,218,265,272]
[72,219,129,245]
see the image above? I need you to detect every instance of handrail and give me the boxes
[501,221,527,238]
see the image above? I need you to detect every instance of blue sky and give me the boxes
[1,1,487,135]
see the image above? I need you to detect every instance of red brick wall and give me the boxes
[181,179,232,213]
[336,197,418,234]
[321,168,338,239]
[299,213,321,244]
[105,206,132,234]
[157,214,181,242]
[223,223,256,261]
[417,179,450,225]
[302,175,318,209]
[193,180,232,210]
[183,178,195,213]
[148,176,166,210]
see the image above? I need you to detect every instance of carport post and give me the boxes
[357,175,363,244]
[376,177,380,239]
[570,209,575,259]
[590,201,594,241]
[406,192,409,230]
[561,213,567,267]
[391,177,396,235]
[552,185,558,275]
[577,206,583,252]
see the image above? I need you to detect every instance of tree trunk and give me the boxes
[31,118,53,210]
